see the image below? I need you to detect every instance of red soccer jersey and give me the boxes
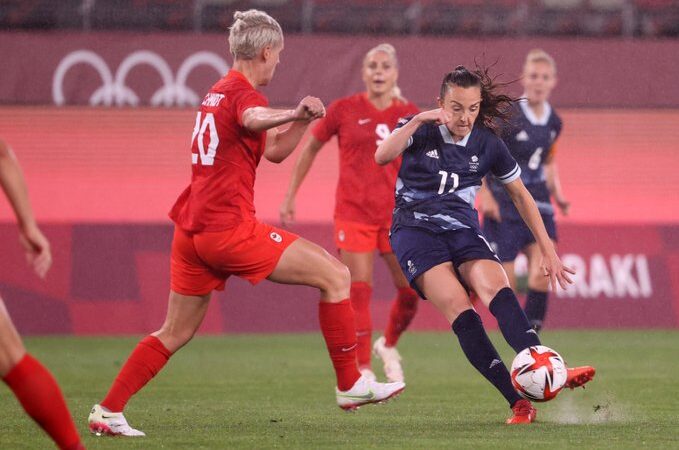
[169,70,268,232]
[312,93,419,225]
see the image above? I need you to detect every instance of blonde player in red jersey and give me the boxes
[87,10,405,437]
[0,140,85,449]
[280,44,420,383]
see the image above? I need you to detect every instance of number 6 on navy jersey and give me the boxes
[437,170,460,194]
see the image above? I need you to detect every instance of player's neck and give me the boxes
[232,61,260,88]
[527,99,546,120]
[366,92,393,111]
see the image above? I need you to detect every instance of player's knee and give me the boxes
[323,261,351,302]
[155,326,195,352]
[527,270,549,290]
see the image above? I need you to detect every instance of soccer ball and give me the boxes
[510,345,567,402]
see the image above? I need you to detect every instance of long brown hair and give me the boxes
[439,65,517,134]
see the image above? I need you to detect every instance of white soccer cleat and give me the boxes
[88,404,146,437]
[373,336,404,383]
[359,367,377,382]
[335,374,405,411]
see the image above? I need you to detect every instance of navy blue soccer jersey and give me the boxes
[488,100,562,220]
[392,118,521,235]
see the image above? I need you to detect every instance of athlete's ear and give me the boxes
[437,97,443,108]
[261,46,272,62]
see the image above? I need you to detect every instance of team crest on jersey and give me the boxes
[550,130,557,141]
[516,130,529,142]
[426,149,439,159]
[407,260,417,275]
[469,155,480,172]
[269,232,283,243]
[338,230,346,242]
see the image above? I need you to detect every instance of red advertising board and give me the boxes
[1,223,677,335]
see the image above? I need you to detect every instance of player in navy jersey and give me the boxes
[480,50,569,333]
[375,66,594,424]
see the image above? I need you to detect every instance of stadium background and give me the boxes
[1,0,679,336]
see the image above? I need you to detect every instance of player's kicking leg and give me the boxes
[267,237,405,410]
[1,299,85,449]
[89,291,211,436]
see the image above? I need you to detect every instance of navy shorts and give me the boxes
[482,215,557,263]
[390,226,500,299]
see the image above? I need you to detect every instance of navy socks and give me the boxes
[489,287,541,353]
[452,309,522,407]
[524,289,549,332]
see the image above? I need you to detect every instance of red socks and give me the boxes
[3,354,83,450]
[318,299,361,391]
[349,282,373,369]
[384,287,419,347]
[101,335,172,412]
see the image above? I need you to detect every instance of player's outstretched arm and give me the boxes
[503,178,573,291]
[0,140,51,278]
[375,108,450,165]
[243,96,325,133]
[259,97,325,164]
[280,136,325,226]
[544,159,570,215]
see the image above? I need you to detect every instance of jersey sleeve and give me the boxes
[311,100,340,143]
[235,90,268,127]
[490,137,522,184]
[394,116,427,153]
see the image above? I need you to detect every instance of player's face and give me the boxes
[522,61,557,103]
[362,51,398,97]
[438,85,481,139]
[260,42,284,86]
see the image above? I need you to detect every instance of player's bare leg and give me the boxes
[501,261,517,292]
[90,291,211,437]
[1,299,84,448]
[415,263,529,422]
[374,252,417,382]
[268,238,405,410]
[337,250,376,379]
[0,300,26,375]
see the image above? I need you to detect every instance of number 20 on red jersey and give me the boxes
[191,111,218,166]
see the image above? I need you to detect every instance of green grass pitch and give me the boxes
[1,331,678,449]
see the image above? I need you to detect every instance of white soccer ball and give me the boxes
[510,345,567,402]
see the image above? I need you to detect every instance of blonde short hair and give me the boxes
[524,49,557,74]
[363,43,405,102]
[228,9,283,60]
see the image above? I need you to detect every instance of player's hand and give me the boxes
[540,250,575,292]
[293,96,325,122]
[480,192,501,222]
[19,224,52,279]
[415,108,452,126]
[555,196,570,216]
[280,195,296,227]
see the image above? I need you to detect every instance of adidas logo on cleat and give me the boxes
[426,149,439,159]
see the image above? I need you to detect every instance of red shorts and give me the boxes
[170,221,299,296]
[334,218,393,254]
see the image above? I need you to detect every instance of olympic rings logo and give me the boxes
[52,50,230,107]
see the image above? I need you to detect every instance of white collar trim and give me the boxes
[439,125,471,147]
[519,97,551,126]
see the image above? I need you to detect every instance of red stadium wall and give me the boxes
[0,107,678,334]
[2,32,679,108]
